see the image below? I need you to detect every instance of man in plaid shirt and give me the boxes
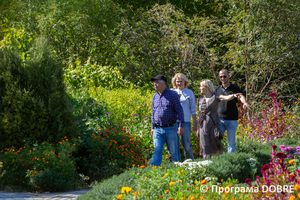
[150,74,184,166]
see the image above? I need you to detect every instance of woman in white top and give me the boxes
[171,73,197,161]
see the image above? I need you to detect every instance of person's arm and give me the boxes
[219,93,241,101]
[196,106,201,139]
[173,93,184,136]
[151,95,155,136]
[189,91,197,132]
[238,94,250,109]
[192,114,197,132]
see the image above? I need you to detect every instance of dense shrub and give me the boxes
[29,168,73,192]
[78,169,136,200]
[86,86,153,128]
[69,94,147,181]
[205,152,255,182]
[266,137,300,147]
[0,138,78,191]
[0,38,77,150]
[65,64,130,89]
[71,87,154,160]
[236,139,266,153]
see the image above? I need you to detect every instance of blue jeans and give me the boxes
[220,120,238,153]
[151,123,179,166]
[177,122,194,161]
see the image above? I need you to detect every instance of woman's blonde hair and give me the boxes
[200,79,214,93]
[171,73,191,89]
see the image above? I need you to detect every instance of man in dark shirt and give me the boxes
[215,69,250,153]
[151,74,184,166]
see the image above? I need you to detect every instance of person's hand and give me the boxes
[196,130,200,139]
[178,127,184,136]
[243,102,250,110]
[193,123,197,132]
[234,93,242,98]
[151,129,154,136]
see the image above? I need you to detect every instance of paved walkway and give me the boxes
[0,189,89,200]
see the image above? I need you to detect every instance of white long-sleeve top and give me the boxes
[171,88,197,122]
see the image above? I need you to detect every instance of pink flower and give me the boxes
[261,164,271,171]
[269,92,276,97]
[245,178,252,187]
[275,152,287,159]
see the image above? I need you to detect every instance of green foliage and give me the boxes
[79,161,251,200]
[223,0,300,101]
[236,139,266,153]
[115,0,230,18]
[78,169,136,200]
[70,92,112,136]
[1,0,124,65]
[65,64,130,89]
[86,86,153,130]
[267,137,300,147]
[116,4,222,92]
[0,139,78,191]
[29,168,73,192]
[68,92,146,181]
[0,37,77,150]
[236,137,300,177]
[83,86,154,160]
[205,152,255,182]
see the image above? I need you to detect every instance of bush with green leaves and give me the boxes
[0,138,79,191]
[29,168,73,192]
[205,152,256,183]
[65,64,130,89]
[86,87,153,128]
[0,38,77,150]
[68,92,147,181]
[79,161,252,200]
[70,87,155,160]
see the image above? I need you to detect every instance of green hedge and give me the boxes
[0,38,77,150]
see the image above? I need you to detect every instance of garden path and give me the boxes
[0,189,89,199]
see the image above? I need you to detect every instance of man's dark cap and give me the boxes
[150,74,167,83]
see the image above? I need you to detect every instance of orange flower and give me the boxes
[289,160,295,164]
[290,174,295,178]
[289,196,295,200]
[201,179,207,185]
[165,190,169,194]
[117,194,123,199]
[294,184,300,191]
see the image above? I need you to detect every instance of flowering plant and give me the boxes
[247,145,300,199]
[238,90,299,142]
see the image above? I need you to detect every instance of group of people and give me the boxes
[150,69,250,166]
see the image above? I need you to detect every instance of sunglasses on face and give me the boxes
[219,76,227,79]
